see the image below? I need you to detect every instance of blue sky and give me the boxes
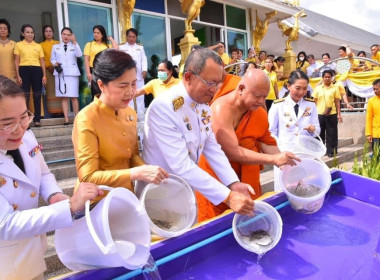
[302,0,380,36]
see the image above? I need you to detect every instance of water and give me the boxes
[287,180,322,197]
[142,254,162,280]
[241,230,273,255]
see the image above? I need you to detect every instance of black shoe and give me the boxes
[327,153,334,158]
[63,122,70,126]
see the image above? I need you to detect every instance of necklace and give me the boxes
[0,38,8,43]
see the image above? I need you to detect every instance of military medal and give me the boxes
[13,180,18,188]
[184,116,192,130]
[172,96,184,111]
[201,109,208,118]
[202,115,211,125]
[29,144,43,157]
[186,123,192,130]
[0,176,6,186]
[206,127,209,131]
[129,115,134,121]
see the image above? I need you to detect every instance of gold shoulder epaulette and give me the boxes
[273,98,285,104]
[172,96,184,111]
[303,97,314,102]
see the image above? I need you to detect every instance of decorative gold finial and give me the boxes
[252,10,278,53]
[117,0,136,43]
[277,9,306,51]
[180,0,205,31]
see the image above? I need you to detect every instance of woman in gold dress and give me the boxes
[0,19,16,81]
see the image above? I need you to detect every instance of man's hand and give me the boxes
[229,181,255,197]
[70,182,104,214]
[273,152,300,168]
[225,191,254,216]
[367,135,373,143]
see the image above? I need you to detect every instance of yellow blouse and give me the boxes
[0,40,16,80]
[83,41,111,67]
[366,95,380,138]
[14,40,44,66]
[143,76,180,98]
[312,84,341,115]
[296,60,309,73]
[264,69,277,100]
[73,97,144,201]
[40,39,59,68]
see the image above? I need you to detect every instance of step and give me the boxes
[49,163,77,181]
[43,148,75,162]
[39,135,73,150]
[33,117,75,127]
[31,125,73,138]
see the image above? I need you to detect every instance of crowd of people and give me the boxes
[0,16,380,278]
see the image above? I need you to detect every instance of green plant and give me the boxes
[352,142,380,180]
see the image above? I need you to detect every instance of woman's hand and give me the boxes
[42,76,47,85]
[86,73,92,83]
[130,165,169,184]
[16,75,22,86]
[70,182,104,214]
[303,124,315,134]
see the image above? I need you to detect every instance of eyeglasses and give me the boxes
[193,73,222,89]
[0,111,34,133]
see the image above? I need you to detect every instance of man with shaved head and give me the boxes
[197,69,299,222]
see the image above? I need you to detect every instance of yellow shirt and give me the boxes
[312,84,341,115]
[296,60,309,73]
[0,40,16,80]
[40,39,59,68]
[73,97,144,201]
[143,76,180,98]
[366,95,380,138]
[372,52,380,63]
[274,63,284,79]
[219,53,230,66]
[84,41,112,67]
[264,69,277,100]
[14,40,44,66]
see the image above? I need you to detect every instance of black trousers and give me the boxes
[19,66,42,122]
[318,114,338,155]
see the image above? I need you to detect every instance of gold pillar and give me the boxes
[283,50,296,79]
[117,0,136,43]
[178,31,201,67]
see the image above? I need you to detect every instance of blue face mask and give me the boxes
[157,71,168,81]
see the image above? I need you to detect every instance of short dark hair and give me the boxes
[321,53,330,59]
[92,49,136,92]
[126,28,138,37]
[61,27,73,34]
[288,70,309,85]
[274,56,285,63]
[338,46,347,52]
[20,24,34,41]
[322,69,335,78]
[357,51,366,57]
[373,78,380,86]
[0,19,11,37]
[307,54,315,60]
[184,48,223,75]
[0,75,25,99]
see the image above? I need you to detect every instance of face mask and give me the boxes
[299,57,305,61]
[157,71,168,81]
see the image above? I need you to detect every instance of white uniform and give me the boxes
[142,82,238,205]
[119,42,148,116]
[268,95,320,152]
[51,42,82,97]
[0,130,73,280]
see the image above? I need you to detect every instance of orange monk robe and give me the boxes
[197,74,277,222]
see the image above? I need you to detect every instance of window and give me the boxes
[135,0,165,14]
[200,1,224,26]
[227,30,247,56]
[167,0,185,18]
[133,13,166,79]
[226,5,246,30]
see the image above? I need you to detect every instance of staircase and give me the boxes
[31,119,365,279]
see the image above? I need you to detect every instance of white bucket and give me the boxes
[293,133,326,159]
[232,201,283,255]
[138,174,197,238]
[279,154,331,214]
[55,186,151,271]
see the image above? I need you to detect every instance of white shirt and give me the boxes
[306,61,323,77]
[268,95,320,151]
[143,82,238,205]
[119,42,147,81]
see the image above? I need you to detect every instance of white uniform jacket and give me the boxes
[51,42,82,76]
[268,95,320,151]
[0,130,73,280]
[142,82,238,205]
[119,43,147,83]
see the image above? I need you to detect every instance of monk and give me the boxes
[197,68,299,222]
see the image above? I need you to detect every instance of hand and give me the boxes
[49,192,69,204]
[108,36,115,42]
[229,182,255,197]
[225,191,254,216]
[130,165,169,184]
[86,73,92,83]
[303,124,316,134]
[273,151,301,168]
[70,182,104,214]
[142,71,147,79]
[42,76,47,85]
[71,34,77,44]
[367,135,373,143]
[16,75,22,86]
[338,114,343,123]
[346,103,354,110]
